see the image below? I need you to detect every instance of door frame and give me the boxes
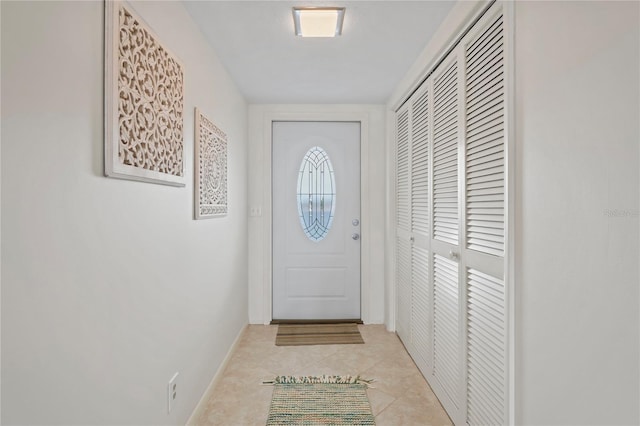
[259,111,372,324]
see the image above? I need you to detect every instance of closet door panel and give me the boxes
[410,86,432,372]
[462,6,507,425]
[411,245,430,371]
[467,269,506,426]
[397,108,411,234]
[432,59,460,247]
[396,236,411,341]
[433,253,461,407]
[395,107,411,342]
[411,88,431,242]
[430,54,464,422]
[465,12,505,258]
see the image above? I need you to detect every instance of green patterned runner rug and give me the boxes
[264,376,375,425]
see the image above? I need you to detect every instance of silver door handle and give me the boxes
[449,250,459,260]
[352,233,360,241]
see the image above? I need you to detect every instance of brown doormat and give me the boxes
[276,323,364,346]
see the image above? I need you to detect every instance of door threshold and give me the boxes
[271,319,363,325]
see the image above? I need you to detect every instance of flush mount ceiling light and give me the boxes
[292,7,345,37]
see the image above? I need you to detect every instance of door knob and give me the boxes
[449,250,459,260]
[352,219,360,226]
[352,233,360,241]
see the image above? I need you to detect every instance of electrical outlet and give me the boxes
[167,372,179,414]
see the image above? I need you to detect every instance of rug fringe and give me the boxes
[263,375,374,387]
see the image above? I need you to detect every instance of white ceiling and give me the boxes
[183,1,455,104]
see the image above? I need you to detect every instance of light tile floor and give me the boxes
[193,324,452,425]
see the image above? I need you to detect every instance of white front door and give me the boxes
[272,121,361,320]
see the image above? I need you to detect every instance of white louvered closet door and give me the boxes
[430,54,465,424]
[394,2,509,425]
[409,84,432,374]
[395,106,411,343]
[461,7,507,426]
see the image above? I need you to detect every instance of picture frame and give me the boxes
[104,0,186,186]
[194,108,228,219]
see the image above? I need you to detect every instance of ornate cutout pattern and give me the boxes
[105,2,185,186]
[195,109,228,219]
[297,146,336,241]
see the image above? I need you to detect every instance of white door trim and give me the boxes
[504,2,516,424]
[259,111,372,324]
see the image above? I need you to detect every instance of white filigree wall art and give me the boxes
[194,108,228,219]
[104,1,186,186]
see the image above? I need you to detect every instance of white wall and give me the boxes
[514,2,639,424]
[247,104,386,325]
[1,1,248,425]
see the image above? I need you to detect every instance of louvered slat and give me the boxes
[411,90,430,236]
[466,15,502,65]
[396,237,411,341]
[411,245,430,367]
[465,13,505,257]
[433,254,460,407]
[433,60,459,245]
[397,108,410,231]
[467,268,506,426]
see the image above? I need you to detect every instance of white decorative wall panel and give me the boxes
[104,1,185,186]
[195,108,228,218]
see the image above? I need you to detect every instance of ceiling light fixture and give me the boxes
[292,7,345,37]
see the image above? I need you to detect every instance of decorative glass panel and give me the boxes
[297,146,336,241]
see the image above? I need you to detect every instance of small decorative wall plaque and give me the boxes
[194,108,228,219]
[104,1,186,186]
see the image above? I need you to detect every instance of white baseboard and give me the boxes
[185,324,248,426]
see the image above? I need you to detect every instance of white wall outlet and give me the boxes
[167,372,179,414]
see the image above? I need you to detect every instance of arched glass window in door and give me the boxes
[297,146,336,242]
